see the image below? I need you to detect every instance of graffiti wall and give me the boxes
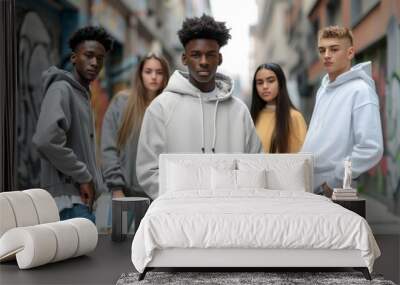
[15,0,85,190]
[16,10,56,189]
[385,17,400,215]
[386,70,400,214]
[358,16,400,216]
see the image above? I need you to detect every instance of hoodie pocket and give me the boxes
[43,167,75,189]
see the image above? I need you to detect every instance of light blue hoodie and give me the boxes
[301,61,383,192]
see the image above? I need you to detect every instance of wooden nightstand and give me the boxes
[332,198,366,218]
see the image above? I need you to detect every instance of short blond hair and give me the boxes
[318,26,354,46]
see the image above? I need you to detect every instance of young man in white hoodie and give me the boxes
[301,26,383,195]
[136,14,263,199]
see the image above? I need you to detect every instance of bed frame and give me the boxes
[138,154,372,281]
[139,248,370,280]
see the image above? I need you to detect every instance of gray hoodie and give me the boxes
[33,66,105,198]
[101,92,147,197]
[136,70,263,199]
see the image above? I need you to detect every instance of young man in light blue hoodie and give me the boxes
[301,26,383,195]
[136,15,263,199]
[33,26,113,222]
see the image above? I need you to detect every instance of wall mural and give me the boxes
[17,11,53,189]
[362,17,400,216]
[386,71,400,214]
[385,16,400,214]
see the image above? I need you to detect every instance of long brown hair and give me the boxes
[250,63,296,153]
[116,54,170,149]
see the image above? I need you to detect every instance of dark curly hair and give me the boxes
[69,26,114,52]
[178,14,231,48]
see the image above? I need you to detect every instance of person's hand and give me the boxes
[322,182,333,198]
[112,189,125,199]
[79,181,95,211]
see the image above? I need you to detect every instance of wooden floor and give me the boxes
[0,234,398,284]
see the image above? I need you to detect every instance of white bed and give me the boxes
[131,154,380,280]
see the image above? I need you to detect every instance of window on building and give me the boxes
[308,19,319,63]
[327,0,342,26]
[351,0,380,27]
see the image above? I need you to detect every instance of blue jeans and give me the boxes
[60,204,96,224]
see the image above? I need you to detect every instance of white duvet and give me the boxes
[131,190,380,273]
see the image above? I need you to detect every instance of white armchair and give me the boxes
[0,189,97,269]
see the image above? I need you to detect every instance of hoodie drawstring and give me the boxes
[198,95,219,153]
[211,100,219,153]
[199,95,205,153]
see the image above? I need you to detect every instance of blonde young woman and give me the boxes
[101,54,170,199]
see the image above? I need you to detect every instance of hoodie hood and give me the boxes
[42,66,89,97]
[164,70,234,102]
[163,70,235,153]
[321,61,375,90]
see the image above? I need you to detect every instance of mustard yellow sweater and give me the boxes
[255,107,307,153]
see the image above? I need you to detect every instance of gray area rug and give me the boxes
[116,271,396,285]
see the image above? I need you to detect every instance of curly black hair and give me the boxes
[69,26,114,52]
[178,14,231,48]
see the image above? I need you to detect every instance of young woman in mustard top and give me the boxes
[250,63,307,153]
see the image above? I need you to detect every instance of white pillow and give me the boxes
[266,166,306,191]
[211,168,268,190]
[166,159,235,192]
[236,169,268,189]
[211,168,236,190]
[167,162,210,191]
[237,159,308,191]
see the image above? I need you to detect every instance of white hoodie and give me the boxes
[136,70,263,199]
[301,62,383,192]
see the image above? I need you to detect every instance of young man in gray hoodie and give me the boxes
[136,15,263,200]
[33,26,113,222]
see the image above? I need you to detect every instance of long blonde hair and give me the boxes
[116,54,170,149]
